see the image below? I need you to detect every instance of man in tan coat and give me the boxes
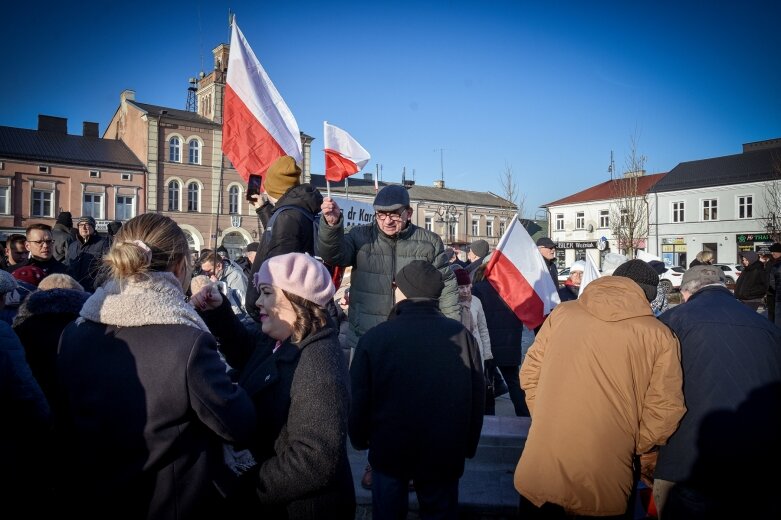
[515,260,686,518]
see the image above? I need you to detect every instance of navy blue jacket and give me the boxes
[656,286,781,510]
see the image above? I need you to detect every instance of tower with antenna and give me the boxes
[185,77,198,112]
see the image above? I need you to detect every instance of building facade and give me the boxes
[543,138,781,270]
[0,116,146,237]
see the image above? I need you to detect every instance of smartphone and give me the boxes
[246,174,262,201]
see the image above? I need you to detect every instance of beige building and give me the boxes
[0,115,146,237]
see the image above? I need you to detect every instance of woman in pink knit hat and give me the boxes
[192,252,355,518]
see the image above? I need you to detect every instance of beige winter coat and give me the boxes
[514,276,685,516]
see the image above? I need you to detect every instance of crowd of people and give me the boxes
[2,155,781,519]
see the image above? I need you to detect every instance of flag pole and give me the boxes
[324,120,331,199]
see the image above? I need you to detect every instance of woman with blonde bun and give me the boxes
[55,213,257,519]
[191,252,355,519]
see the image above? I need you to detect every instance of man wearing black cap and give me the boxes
[350,260,484,519]
[464,239,489,279]
[319,185,459,351]
[536,237,559,288]
[515,260,685,518]
[65,216,108,292]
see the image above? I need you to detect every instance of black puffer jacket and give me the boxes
[245,184,323,320]
[472,280,524,367]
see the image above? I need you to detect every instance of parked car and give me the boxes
[659,266,685,292]
[712,263,743,283]
[558,267,570,283]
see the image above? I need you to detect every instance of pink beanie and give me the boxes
[254,253,334,307]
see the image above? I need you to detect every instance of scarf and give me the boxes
[79,271,209,332]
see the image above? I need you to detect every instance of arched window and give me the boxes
[169,137,181,162]
[168,180,180,211]
[188,139,200,164]
[187,182,200,212]
[228,185,239,214]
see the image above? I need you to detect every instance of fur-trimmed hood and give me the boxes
[13,288,91,328]
[79,272,209,332]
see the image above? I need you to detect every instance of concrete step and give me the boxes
[349,415,529,518]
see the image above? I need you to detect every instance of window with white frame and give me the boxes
[599,210,609,228]
[187,182,200,212]
[702,199,718,221]
[449,221,457,241]
[620,209,629,226]
[168,180,181,211]
[424,216,432,231]
[32,189,54,217]
[576,212,585,229]
[121,173,132,181]
[499,220,506,236]
[556,214,564,231]
[83,193,104,219]
[486,219,494,237]
[672,201,685,223]
[116,195,135,220]
[472,219,479,236]
[169,137,181,162]
[737,195,753,219]
[188,139,201,165]
[228,185,239,214]
[0,186,9,214]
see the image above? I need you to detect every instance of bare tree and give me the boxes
[610,134,649,258]
[761,153,781,242]
[499,162,526,219]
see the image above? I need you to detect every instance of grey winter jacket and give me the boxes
[317,214,459,348]
[51,223,74,262]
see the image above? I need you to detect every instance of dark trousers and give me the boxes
[499,364,529,416]
[518,494,628,520]
[372,469,459,520]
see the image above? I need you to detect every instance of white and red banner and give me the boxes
[484,217,560,329]
[324,121,371,182]
[223,20,302,182]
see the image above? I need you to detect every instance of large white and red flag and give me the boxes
[578,252,601,298]
[484,217,560,329]
[223,20,302,182]
[324,121,371,182]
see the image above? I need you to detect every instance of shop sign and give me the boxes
[557,241,598,249]
[737,233,772,243]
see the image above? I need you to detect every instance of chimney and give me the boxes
[433,179,445,189]
[38,115,68,134]
[83,122,99,138]
[120,89,135,103]
[363,172,373,181]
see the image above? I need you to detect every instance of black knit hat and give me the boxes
[613,259,659,302]
[395,260,444,299]
[56,211,73,227]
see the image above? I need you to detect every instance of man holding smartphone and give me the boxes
[244,155,324,322]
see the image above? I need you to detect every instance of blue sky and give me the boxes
[2,1,780,216]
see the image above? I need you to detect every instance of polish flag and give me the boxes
[223,20,302,182]
[484,217,560,329]
[324,121,371,182]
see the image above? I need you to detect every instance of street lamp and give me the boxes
[436,204,459,246]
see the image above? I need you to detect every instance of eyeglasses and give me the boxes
[376,211,405,222]
[27,239,54,246]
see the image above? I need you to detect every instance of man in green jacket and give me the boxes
[319,185,459,355]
